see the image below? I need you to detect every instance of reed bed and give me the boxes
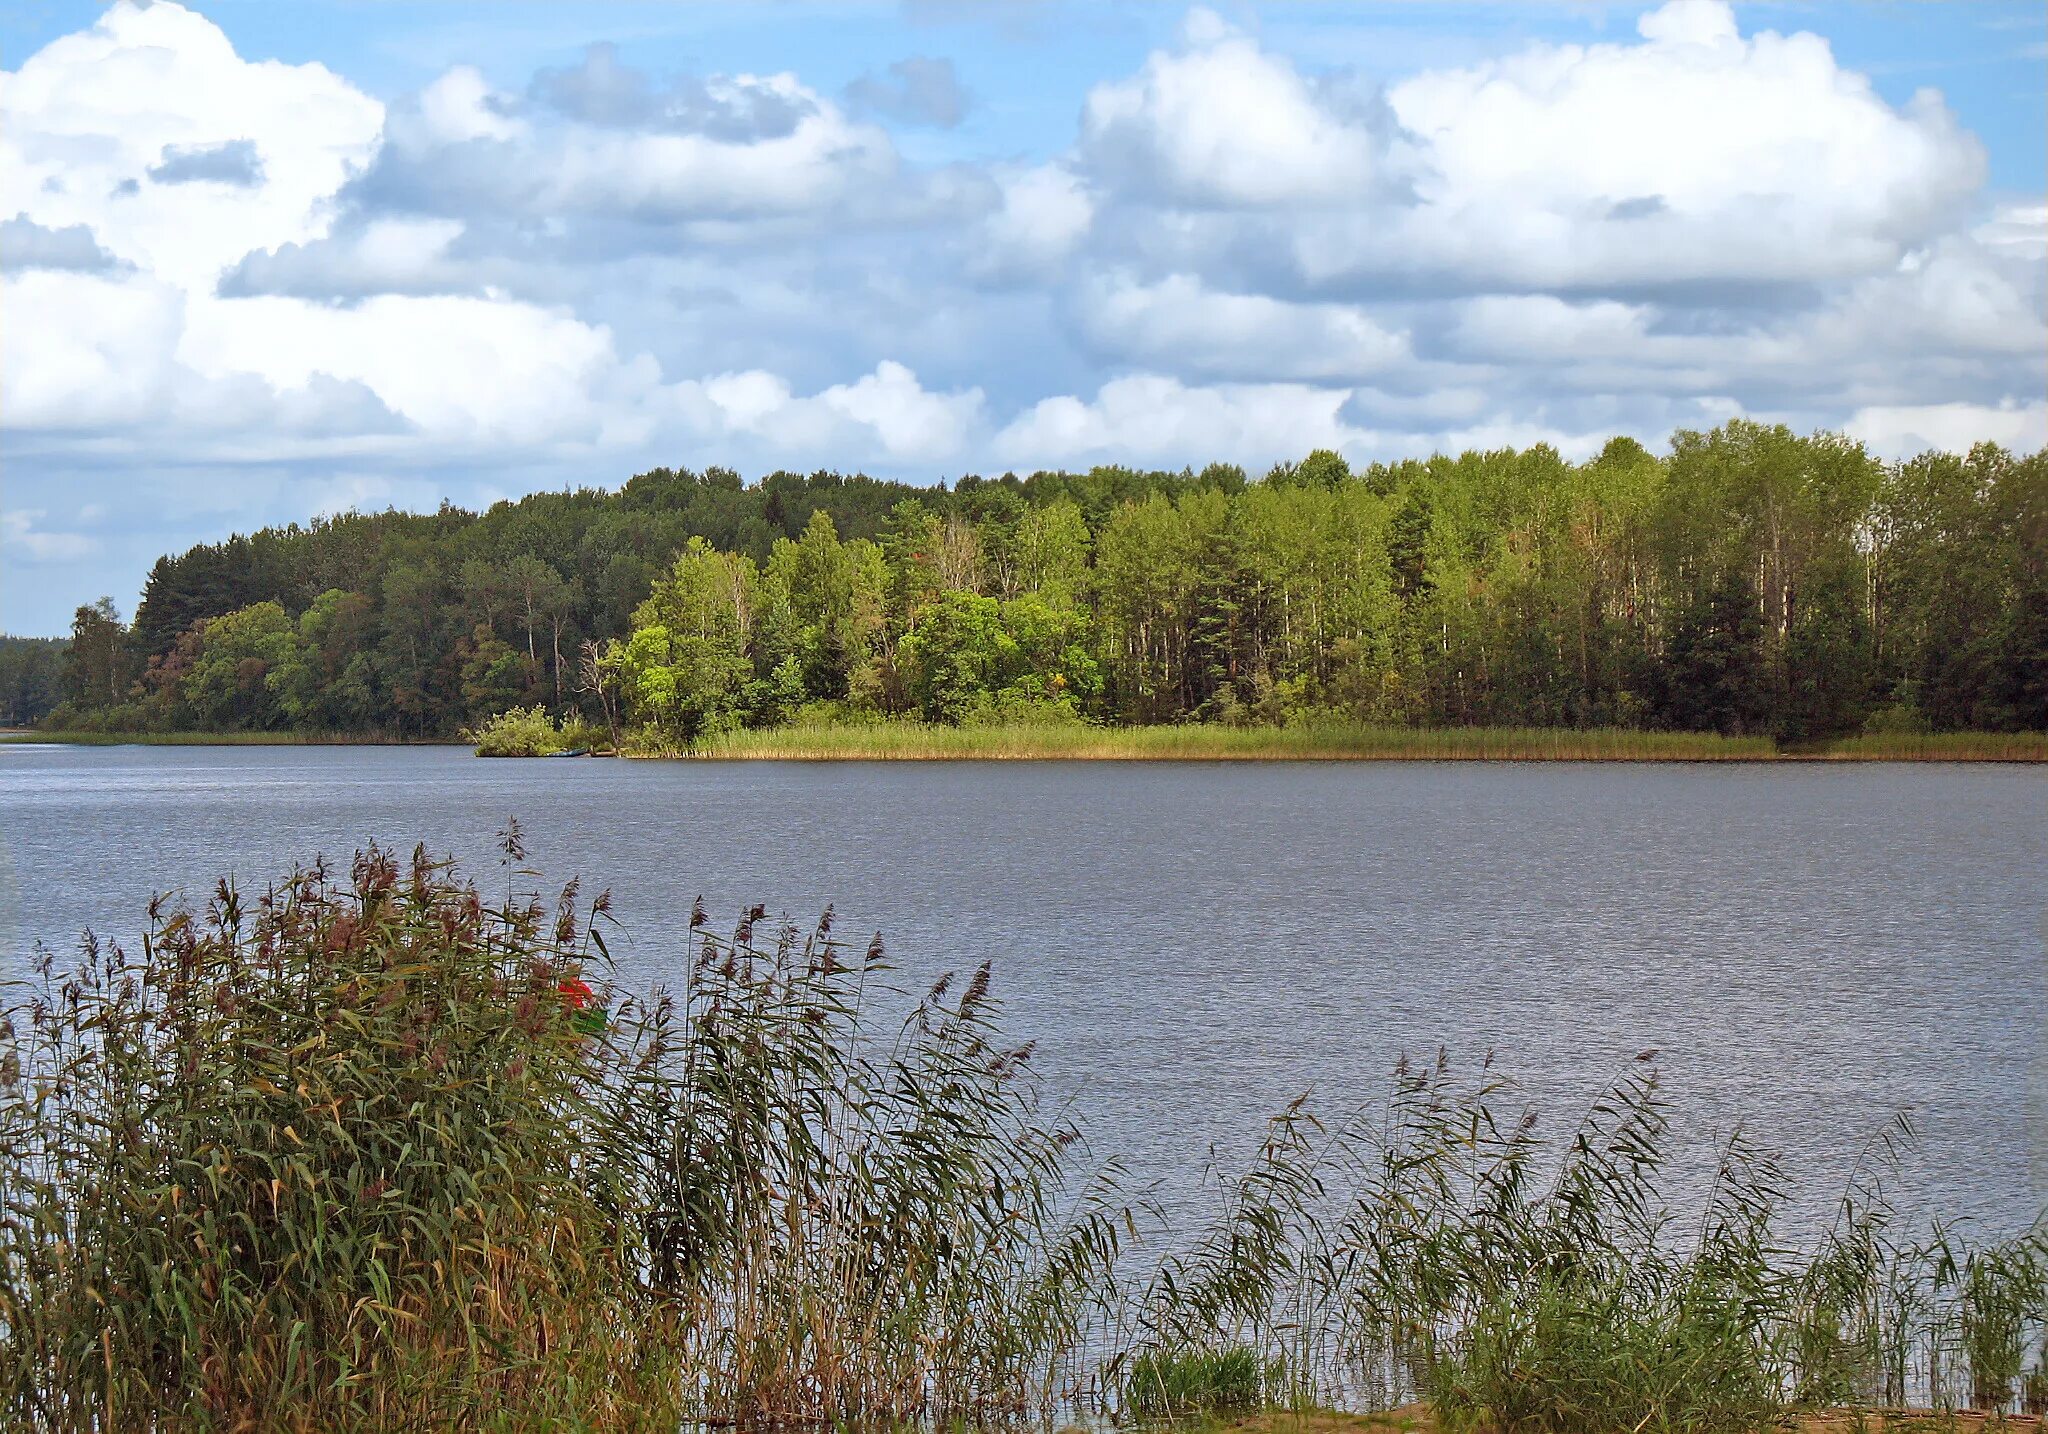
[1111,1054,2047,1430]
[1799,731,2048,762]
[2,845,2042,1431]
[0,836,1128,1430]
[682,721,1779,762]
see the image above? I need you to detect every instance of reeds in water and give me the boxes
[0,841,1127,1429]
[1800,731,2048,762]
[1111,1053,2048,1430]
[2,848,2041,1430]
[684,721,1780,762]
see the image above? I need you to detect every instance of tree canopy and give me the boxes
[41,425,2047,742]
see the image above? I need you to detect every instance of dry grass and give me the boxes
[682,721,1780,762]
[1799,732,2048,762]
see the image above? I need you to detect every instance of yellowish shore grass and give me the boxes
[681,721,1780,762]
[1792,730,2048,762]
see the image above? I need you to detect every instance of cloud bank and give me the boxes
[2,0,2041,630]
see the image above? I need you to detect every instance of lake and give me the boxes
[2,743,2042,1238]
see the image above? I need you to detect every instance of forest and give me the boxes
[0,637,65,727]
[29,420,2048,744]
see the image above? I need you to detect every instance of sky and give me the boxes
[2,0,2044,636]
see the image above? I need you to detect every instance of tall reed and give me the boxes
[2,847,2040,1430]
[1107,1052,2048,1429]
[685,721,1779,762]
[0,840,681,1429]
[0,841,1128,1429]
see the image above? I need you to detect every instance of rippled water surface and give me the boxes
[3,743,2042,1234]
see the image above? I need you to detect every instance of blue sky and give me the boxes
[3,0,2044,635]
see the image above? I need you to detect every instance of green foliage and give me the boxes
[0,635,66,726]
[181,599,298,729]
[1110,1056,2048,1428]
[1432,1277,1785,1434]
[2,846,2043,1428]
[468,704,574,756]
[52,426,2048,742]
[0,848,1131,1429]
[1126,1345,1277,1417]
[0,846,682,1429]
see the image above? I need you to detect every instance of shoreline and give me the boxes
[8,723,2043,762]
[664,722,2048,764]
[0,729,463,747]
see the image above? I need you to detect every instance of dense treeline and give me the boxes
[0,637,66,726]
[44,422,2048,742]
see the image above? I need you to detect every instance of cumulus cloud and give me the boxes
[671,361,984,463]
[845,57,970,129]
[1274,0,1988,292]
[1079,8,1395,208]
[1,0,2042,633]
[532,44,813,138]
[0,0,382,287]
[217,218,481,300]
[1845,401,2048,459]
[1,214,121,271]
[971,163,1092,280]
[995,373,1364,469]
[1074,273,1408,381]
[353,61,899,224]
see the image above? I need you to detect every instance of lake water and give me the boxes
[2,743,2043,1239]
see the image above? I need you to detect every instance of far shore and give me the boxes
[10,722,2043,762]
[657,721,2048,763]
[0,729,462,747]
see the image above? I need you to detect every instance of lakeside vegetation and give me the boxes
[4,843,2042,1430]
[23,422,2047,749]
[0,636,64,727]
[0,728,459,747]
[683,720,1781,762]
[1795,730,2048,762]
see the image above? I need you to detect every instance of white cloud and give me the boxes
[364,65,900,223]
[1,510,99,562]
[973,163,1093,279]
[181,293,645,446]
[995,373,1363,469]
[1,268,188,431]
[1972,201,2047,262]
[0,0,382,288]
[1076,273,1408,381]
[1079,9,1388,208]
[1304,0,1983,289]
[219,217,476,299]
[1845,401,2048,459]
[415,67,523,145]
[670,361,983,464]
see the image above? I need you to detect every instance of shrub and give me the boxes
[468,704,571,756]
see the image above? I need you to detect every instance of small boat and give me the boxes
[547,747,589,758]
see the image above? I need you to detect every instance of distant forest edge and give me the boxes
[14,420,2047,744]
